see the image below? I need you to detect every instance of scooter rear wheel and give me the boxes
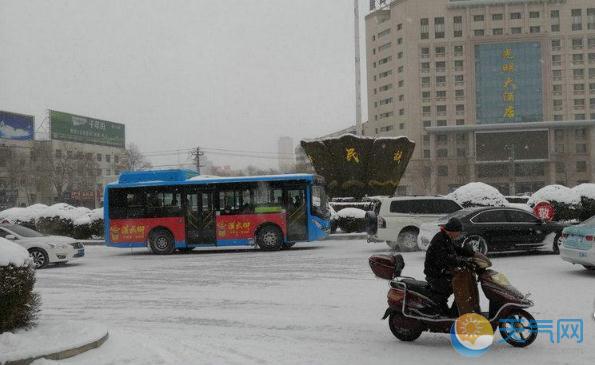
[498,309,538,348]
[388,312,423,342]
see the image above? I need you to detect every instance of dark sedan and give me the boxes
[418,207,567,255]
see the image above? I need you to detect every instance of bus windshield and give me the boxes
[311,184,329,219]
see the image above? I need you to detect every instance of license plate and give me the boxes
[77,249,85,256]
[578,252,587,258]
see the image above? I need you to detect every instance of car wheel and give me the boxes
[396,230,419,252]
[149,229,175,255]
[464,235,488,255]
[28,248,49,269]
[583,265,595,271]
[552,233,561,255]
[257,225,283,251]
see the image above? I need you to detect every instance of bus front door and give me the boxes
[285,188,307,241]
[185,190,216,245]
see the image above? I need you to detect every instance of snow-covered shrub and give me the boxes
[0,208,37,229]
[35,204,91,237]
[447,182,508,208]
[528,185,582,221]
[0,239,41,333]
[571,184,595,221]
[336,208,367,233]
[73,208,104,239]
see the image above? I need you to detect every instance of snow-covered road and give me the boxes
[32,240,594,364]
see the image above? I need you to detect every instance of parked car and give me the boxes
[559,216,595,271]
[0,224,85,269]
[418,207,566,255]
[367,196,463,251]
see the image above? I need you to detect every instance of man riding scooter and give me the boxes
[424,217,477,317]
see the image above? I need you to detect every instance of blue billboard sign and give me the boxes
[0,111,34,140]
[475,42,543,124]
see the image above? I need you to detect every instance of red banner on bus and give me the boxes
[216,213,287,241]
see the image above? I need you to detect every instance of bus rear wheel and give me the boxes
[149,229,175,255]
[257,226,283,251]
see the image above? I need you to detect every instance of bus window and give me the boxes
[146,189,182,217]
[126,189,145,218]
[253,183,282,214]
[108,189,127,219]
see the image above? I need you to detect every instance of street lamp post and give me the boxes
[354,0,362,136]
[505,144,516,195]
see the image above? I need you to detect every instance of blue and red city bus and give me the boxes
[104,169,330,254]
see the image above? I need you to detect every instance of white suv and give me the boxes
[367,196,462,251]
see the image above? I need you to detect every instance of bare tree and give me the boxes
[119,143,152,171]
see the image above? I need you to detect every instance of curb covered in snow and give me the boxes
[0,322,109,365]
[5,332,109,365]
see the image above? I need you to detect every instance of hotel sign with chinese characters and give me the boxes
[475,42,543,124]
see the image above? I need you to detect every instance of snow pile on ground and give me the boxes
[336,207,366,219]
[447,182,508,207]
[0,320,107,364]
[528,185,582,206]
[572,183,595,200]
[0,238,32,267]
[74,208,104,226]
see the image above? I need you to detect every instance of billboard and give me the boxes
[475,42,543,124]
[50,110,125,148]
[475,130,549,162]
[0,111,34,140]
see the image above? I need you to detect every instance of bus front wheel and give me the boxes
[149,229,175,255]
[257,226,283,251]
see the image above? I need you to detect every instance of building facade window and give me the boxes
[572,9,582,31]
[589,9,595,30]
[435,17,445,39]
[453,16,463,37]
[577,161,587,172]
[420,18,429,39]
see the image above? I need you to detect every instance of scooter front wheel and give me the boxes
[498,309,538,348]
[388,312,423,342]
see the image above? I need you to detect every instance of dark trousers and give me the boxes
[427,278,452,314]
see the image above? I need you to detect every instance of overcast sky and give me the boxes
[0,0,368,169]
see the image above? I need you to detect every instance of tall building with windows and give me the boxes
[366,0,595,195]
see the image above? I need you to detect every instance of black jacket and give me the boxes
[424,230,473,281]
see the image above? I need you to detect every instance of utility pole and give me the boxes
[506,144,516,196]
[354,0,363,136]
[191,147,204,175]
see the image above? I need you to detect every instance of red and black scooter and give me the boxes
[369,253,538,347]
